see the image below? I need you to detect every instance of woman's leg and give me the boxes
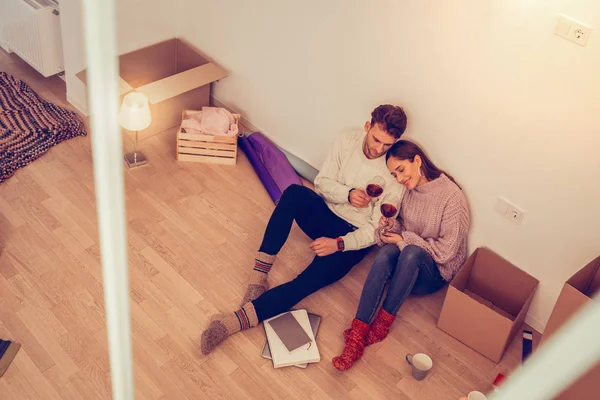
[366,245,439,346]
[332,245,400,371]
[410,251,446,296]
[355,244,401,323]
[381,245,438,315]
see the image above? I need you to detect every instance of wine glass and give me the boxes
[365,176,385,202]
[379,193,400,234]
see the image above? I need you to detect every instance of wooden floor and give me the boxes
[0,49,540,400]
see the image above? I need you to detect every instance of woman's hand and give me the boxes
[381,232,403,245]
[379,216,394,230]
[310,238,338,257]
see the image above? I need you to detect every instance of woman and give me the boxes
[332,140,470,371]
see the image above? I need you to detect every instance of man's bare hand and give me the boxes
[309,238,338,257]
[349,189,370,208]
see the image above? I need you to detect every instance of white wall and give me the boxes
[0,2,12,52]
[59,0,178,113]
[178,0,600,331]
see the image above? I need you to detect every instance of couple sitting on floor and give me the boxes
[201,104,470,371]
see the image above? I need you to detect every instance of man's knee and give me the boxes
[282,183,308,197]
[278,184,310,206]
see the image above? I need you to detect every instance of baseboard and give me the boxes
[67,93,88,117]
[211,96,261,134]
[525,314,546,334]
[0,41,10,53]
[210,95,320,182]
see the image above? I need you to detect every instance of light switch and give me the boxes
[554,15,571,36]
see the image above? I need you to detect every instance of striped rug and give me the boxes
[0,72,86,183]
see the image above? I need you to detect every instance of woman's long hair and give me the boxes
[385,140,459,188]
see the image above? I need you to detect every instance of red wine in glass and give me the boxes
[366,184,384,198]
[381,203,398,218]
[379,193,400,234]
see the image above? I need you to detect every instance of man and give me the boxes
[201,104,407,355]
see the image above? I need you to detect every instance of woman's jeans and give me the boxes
[356,244,446,323]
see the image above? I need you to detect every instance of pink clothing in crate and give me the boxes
[181,107,239,136]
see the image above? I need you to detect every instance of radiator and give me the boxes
[3,0,64,77]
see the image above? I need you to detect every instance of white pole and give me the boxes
[81,0,135,399]
[489,295,600,400]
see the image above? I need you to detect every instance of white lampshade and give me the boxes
[119,92,151,131]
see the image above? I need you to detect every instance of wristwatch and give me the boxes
[348,188,355,204]
[336,237,345,252]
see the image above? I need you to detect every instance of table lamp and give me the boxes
[120,92,151,168]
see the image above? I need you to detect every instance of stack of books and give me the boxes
[262,310,321,369]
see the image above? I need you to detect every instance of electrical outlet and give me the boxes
[506,205,525,225]
[554,14,592,47]
[495,197,525,225]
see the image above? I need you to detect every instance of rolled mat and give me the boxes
[238,134,282,203]
[247,132,303,192]
[279,147,319,183]
[243,132,319,183]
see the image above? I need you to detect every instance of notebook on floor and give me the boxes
[0,340,21,377]
[262,312,322,368]
[262,310,321,368]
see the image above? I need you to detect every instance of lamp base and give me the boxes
[124,151,148,168]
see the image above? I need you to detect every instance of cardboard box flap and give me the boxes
[542,283,592,344]
[450,248,477,291]
[176,38,209,74]
[118,77,134,95]
[567,256,600,294]
[464,289,493,309]
[467,247,539,317]
[438,286,513,362]
[588,267,600,297]
[119,39,178,87]
[136,63,228,104]
[506,282,537,348]
[76,70,135,96]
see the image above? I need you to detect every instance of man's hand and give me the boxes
[381,232,403,245]
[310,238,338,257]
[349,189,370,208]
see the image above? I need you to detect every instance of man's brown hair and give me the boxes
[370,104,407,139]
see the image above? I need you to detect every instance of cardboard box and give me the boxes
[77,38,228,139]
[176,110,241,166]
[539,256,600,400]
[437,247,539,363]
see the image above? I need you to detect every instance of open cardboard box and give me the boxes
[539,255,600,400]
[77,38,228,140]
[437,247,539,363]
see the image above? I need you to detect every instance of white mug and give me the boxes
[405,353,433,380]
[468,391,487,400]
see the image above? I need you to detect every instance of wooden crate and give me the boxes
[176,110,241,165]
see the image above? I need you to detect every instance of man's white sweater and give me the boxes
[314,130,405,251]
